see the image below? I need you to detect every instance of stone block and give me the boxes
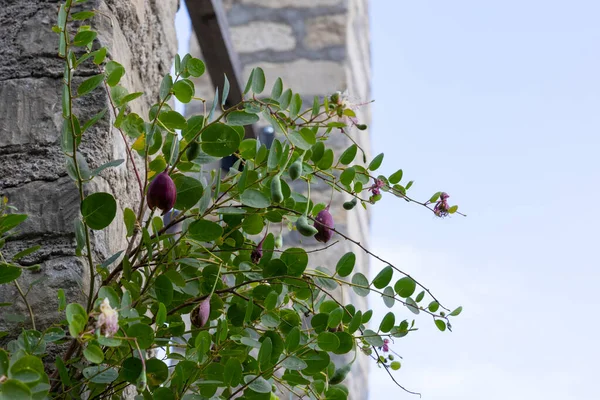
[238,0,343,8]
[304,14,347,50]
[243,59,346,97]
[231,21,296,52]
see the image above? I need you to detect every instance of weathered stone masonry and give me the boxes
[0,0,178,336]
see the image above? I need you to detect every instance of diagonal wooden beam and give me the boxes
[184,0,257,139]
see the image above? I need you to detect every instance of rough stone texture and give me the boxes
[188,0,371,398]
[0,0,178,344]
[236,0,343,8]
[304,14,347,50]
[231,21,296,52]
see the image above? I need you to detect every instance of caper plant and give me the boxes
[0,1,464,399]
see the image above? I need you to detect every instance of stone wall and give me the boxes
[0,0,178,336]
[187,1,371,398]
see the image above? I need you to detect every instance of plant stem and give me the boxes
[14,280,35,330]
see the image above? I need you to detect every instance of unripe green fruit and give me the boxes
[186,141,200,161]
[274,234,283,249]
[270,176,284,203]
[289,159,302,180]
[330,362,352,385]
[296,215,318,237]
[343,197,358,210]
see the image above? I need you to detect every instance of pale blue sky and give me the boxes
[175,1,600,398]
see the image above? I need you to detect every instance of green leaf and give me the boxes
[240,189,270,209]
[435,319,447,331]
[9,355,44,384]
[160,73,173,101]
[382,286,395,308]
[285,326,300,352]
[288,130,312,150]
[362,329,383,347]
[105,61,125,86]
[82,366,118,384]
[172,79,195,103]
[449,306,463,316]
[188,219,223,242]
[0,379,31,400]
[0,264,21,284]
[243,69,254,94]
[98,286,119,308]
[348,311,362,334]
[0,214,27,235]
[379,312,395,333]
[258,337,272,370]
[227,111,259,126]
[394,277,416,298]
[280,247,308,276]
[72,30,97,47]
[279,89,292,109]
[83,344,104,364]
[244,375,271,394]
[251,67,266,93]
[429,191,442,203]
[57,289,66,312]
[281,356,307,371]
[317,148,334,170]
[222,74,230,106]
[428,301,440,313]
[81,192,117,230]
[351,273,370,297]
[390,361,401,370]
[120,357,142,383]
[173,175,203,210]
[267,139,282,170]
[123,208,136,237]
[93,47,107,65]
[72,10,95,20]
[327,308,343,329]
[201,123,241,157]
[77,74,104,96]
[146,358,169,387]
[339,145,357,165]
[159,111,187,130]
[317,332,340,351]
[289,93,302,119]
[368,153,384,171]
[156,303,167,326]
[92,159,124,176]
[372,265,393,289]
[406,297,420,314]
[448,205,459,214]
[155,275,174,306]
[126,323,154,349]
[224,358,242,387]
[389,169,403,184]
[187,58,206,77]
[65,303,87,337]
[335,252,355,277]
[271,77,283,99]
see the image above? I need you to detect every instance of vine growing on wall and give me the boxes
[0,1,464,399]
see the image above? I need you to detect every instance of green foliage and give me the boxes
[0,4,465,399]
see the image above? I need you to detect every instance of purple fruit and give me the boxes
[251,234,266,264]
[147,170,177,214]
[314,206,334,243]
[191,298,211,328]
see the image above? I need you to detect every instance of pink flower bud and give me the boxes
[314,206,334,243]
[147,170,177,214]
[191,298,211,328]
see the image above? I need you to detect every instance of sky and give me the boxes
[175,1,600,399]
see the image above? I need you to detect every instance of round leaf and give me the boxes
[173,175,203,210]
[126,323,154,349]
[81,192,117,230]
[83,344,104,364]
[240,189,270,209]
[317,332,340,351]
[394,277,416,298]
[372,265,393,289]
[351,273,370,297]
[201,123,241,157]
[188,219,223,241]
[154,275,174,306]
[335,252,355,277]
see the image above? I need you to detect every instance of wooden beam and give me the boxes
[184,0,257,139]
